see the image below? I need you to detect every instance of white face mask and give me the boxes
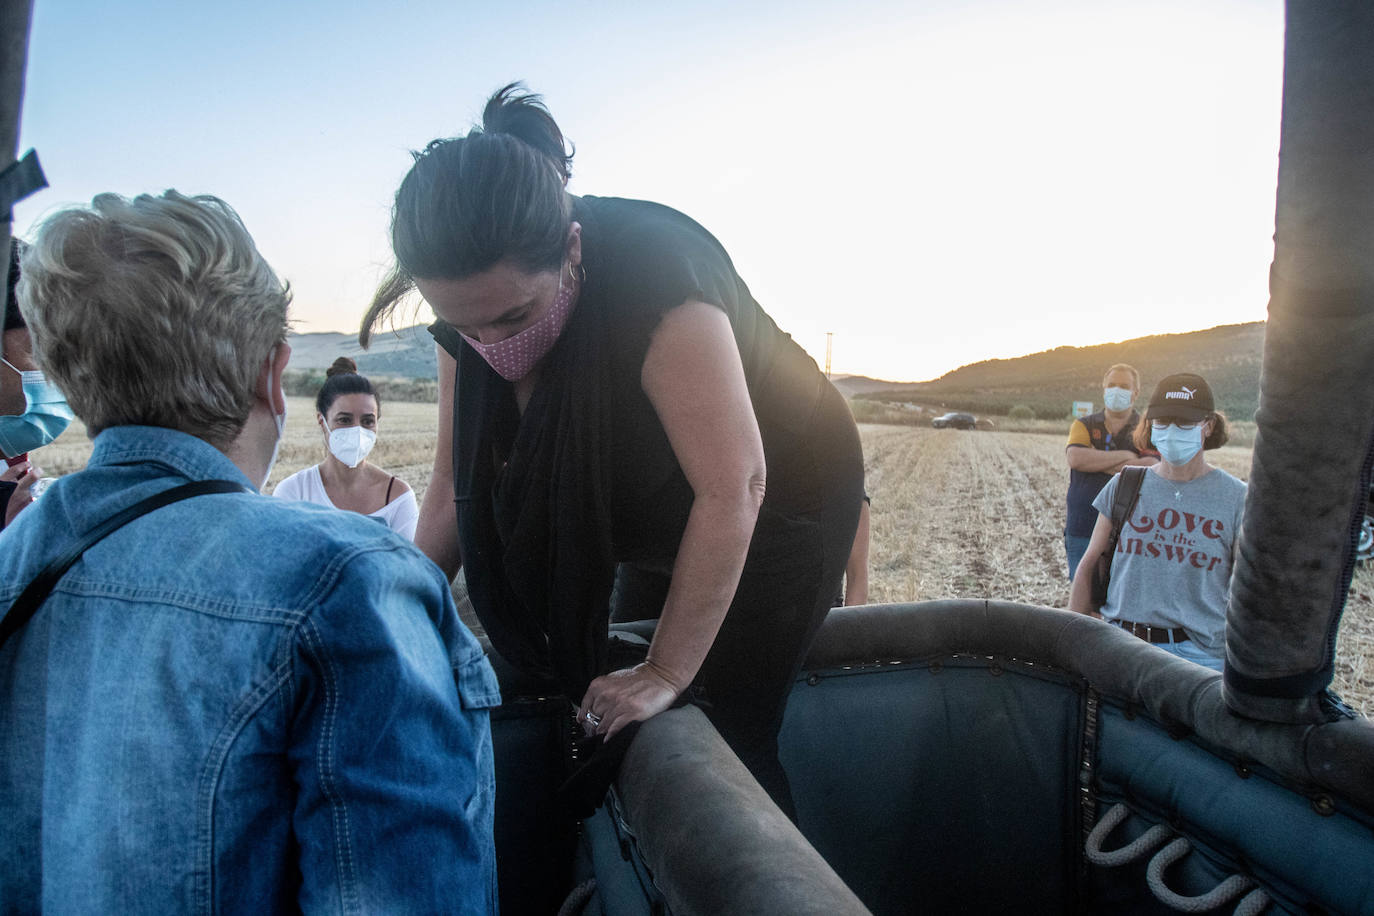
[261,405,286,490]
[260,350,287,491]
[328,426,376,468]
[1103,386,1133,412]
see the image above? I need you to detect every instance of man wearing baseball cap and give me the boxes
[1069,372,1246,670]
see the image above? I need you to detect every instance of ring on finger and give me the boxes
[584,710,602,728]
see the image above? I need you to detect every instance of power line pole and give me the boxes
[825,331,833,379]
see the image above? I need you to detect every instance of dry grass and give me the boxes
[23,407,1372,715]
[34,397,442,503]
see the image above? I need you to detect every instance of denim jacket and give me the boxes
[0,426,500,914]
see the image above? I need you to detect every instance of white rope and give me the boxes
[1146,837,1256,913]
[1084,802,1173,867]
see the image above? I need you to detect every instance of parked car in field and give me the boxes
[932,411,977,429]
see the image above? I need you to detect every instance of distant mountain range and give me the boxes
[287,323,438,380]
[835,322,1265,421]
[290,321,1265,420]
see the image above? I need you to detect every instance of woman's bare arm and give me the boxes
[843,499,871,606]
[579,302,765,739]
[413,343,462,580]
[1067,511,1114,616]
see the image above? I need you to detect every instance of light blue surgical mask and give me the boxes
[1151,421,1203,466]
[1103,386,1133,412]
[0,357,74,457]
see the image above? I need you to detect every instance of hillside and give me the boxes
[827,375,911,398]
[860,322,1265,421]
[286,320,1266,421]
[287,323,437,379]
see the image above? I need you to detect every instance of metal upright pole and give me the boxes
[1225,1,1374,723]
[0,0,34,259]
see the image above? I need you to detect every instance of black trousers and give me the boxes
[611,383,864,817]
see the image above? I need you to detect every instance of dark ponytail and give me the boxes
[316,356,379,417]
[482,82,574,183]
[361,82,573,346]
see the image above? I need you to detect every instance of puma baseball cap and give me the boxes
[1147,373,1214,421]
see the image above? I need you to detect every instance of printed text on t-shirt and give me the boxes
[1117,508,1228,572]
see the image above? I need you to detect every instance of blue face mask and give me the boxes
[1152,422,1203,466]
[0,357,75,457]
[1103,386,1133,412]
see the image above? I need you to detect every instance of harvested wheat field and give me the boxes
[26,405,1374,716]
[858,422,1374,716]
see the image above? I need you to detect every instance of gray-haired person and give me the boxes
[0,192,499,912]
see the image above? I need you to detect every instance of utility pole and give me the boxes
[824,331,833,379]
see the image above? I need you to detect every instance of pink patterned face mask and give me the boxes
[459,272,578,381]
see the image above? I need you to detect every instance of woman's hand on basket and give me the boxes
[577,662,682,741]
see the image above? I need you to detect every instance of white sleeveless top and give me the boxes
[273,464,419,541]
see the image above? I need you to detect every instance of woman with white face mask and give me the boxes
[272,357,418,540]
[1069,373,1246,670]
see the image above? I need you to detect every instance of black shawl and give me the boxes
[443,277,618,699]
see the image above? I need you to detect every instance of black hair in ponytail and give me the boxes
[317,356,378,417]
[361,83,573,345]
[481,82,574,183]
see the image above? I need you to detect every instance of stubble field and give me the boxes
[32,405,1373,715]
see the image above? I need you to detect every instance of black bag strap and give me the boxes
[1104,467,1147,556]
[0,478,251,652]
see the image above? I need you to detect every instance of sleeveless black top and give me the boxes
[431,196,837,695]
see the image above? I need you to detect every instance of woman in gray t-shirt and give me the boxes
[1068,373,1246,670]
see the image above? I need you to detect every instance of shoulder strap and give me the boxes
[0,479,251,652]
[1096,468,1147,593]
[1107,467,1147,542]
[385,475,396,505]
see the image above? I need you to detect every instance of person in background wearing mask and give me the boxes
[1063,363,1157,580]
[1,238,72,528]
[1068,373,1245,671]
[0,192,498,912]
[273,356,418,540]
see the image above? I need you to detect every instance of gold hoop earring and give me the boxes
[568,262,586,284]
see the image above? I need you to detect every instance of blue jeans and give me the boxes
[1065,534,1092,581]
[1157,638,1225,672]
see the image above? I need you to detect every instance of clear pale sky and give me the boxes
[12,0,1283,382]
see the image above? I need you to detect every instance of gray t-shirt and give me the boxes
[1092,466,1247,654]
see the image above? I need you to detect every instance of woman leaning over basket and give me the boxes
[362,84,863,814]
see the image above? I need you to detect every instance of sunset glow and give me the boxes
[14,0,1283,381]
